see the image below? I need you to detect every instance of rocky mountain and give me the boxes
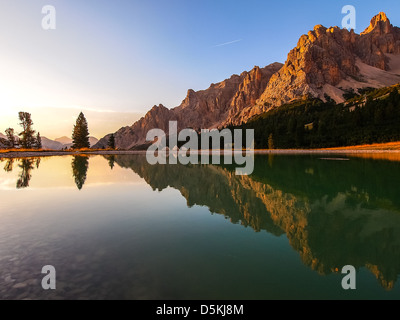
[94,63,283,149]
[256,12,400,108]
[95,12,400,150]
[0,133,8,148]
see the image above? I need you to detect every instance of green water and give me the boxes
[0,154,400,300]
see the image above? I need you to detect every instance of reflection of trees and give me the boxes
[107,155,115,170]
[114,154,400,290]
[4,159,14,172]
[16,158,40,189]
[71,156,89,190]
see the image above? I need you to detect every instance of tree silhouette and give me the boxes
[72,112,90,149]
[36,132,42,149]
[5,128,17,148]
[108,134,116,149]
[18,112,36,148]
[71,156,89,190]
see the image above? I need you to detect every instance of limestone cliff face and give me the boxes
[357,12,400,70]
[257,12,400,107]
[95,63,282,148]
[95,12,400,149]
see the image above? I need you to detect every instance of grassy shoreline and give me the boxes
[1,141,400,159]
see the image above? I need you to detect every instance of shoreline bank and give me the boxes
[1,148,400,159]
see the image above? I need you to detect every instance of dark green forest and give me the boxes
[230,84,400,149]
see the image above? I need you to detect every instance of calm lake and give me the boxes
[0,154,400,300]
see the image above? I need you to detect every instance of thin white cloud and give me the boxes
[44,105,117,114]
[214,39,243,47]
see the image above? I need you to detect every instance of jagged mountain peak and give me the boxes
[361,12,392,35]
[94,62,282,149]
[95,13,400,149]
[257,12,400,107]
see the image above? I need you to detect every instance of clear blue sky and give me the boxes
[0,0,400,138]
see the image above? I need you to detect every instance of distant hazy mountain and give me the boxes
[1,133,98,150]
[41,137,64,150]
[55,136,72,145]
[0,133,64,150]
[55,136,99,148]
[89,136,99,147]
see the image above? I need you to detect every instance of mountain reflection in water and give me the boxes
[113,154,400,290]
[1,153,400,293]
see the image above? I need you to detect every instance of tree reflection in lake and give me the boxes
[16,158,41,189]
[2,153,400,291]
[106,155,115,170]
[71,156,89,190]
[3,158,14,172]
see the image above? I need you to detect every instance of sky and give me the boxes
[0,0,400,140]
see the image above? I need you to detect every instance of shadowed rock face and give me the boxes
[113,154,400,290]
[96,13,400,150]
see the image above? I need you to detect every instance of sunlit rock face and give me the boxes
[95,13,400,150]
[258,12,400,107]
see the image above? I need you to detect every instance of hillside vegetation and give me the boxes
[232,84,400,149]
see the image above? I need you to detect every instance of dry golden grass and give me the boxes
[347,152,400,162]
[0,148,49,153]
[320,142,400,151]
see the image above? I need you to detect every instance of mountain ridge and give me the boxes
[95,12,400,150]
[95,63,282,149]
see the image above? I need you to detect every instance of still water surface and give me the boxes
[0,154,400,299]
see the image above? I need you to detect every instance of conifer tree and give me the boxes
[72,112,90,149]
[36,132,42,149]
[108,134,116,149]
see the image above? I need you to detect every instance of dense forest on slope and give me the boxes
[229,85,400,149]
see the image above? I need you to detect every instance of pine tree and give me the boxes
[72,112,90,149]
[108,134,116,149]
[268,133,275,150]
[18,112,36,148]
[36,132,42,149]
